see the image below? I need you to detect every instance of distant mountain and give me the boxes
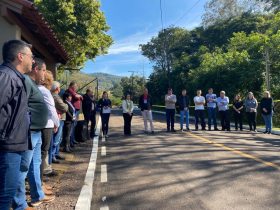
[89,72,123,90]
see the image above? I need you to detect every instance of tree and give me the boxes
[34,0,113,68]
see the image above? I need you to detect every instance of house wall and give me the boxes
[0,15,21,63]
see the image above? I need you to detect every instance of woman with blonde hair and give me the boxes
[244,92,258,132]
[38,70,60,178]
[260,91,274,134]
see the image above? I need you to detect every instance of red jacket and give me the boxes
[67,87,83,110]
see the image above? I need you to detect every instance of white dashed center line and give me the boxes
[101,164,107,183]
[101,146,106,156]
[100,205,109,210]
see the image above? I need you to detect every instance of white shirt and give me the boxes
[122,100,134,113]
[194,96,205,110]
[38,85,60,128]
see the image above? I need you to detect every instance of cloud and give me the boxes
[108,31,156,55]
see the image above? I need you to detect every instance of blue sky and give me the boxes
[81,0,207,77]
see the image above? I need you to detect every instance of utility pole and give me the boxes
[265,47,271,91]
[128,70,137,98]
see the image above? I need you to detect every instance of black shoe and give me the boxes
[44,170,58,177]
[208,128,211,131]
[63,146,72,153]
[52,157,60,164]
[55,155,65,160]
[73,140,79,144]
[151,131,155,134]
[171,129,176,132]
[214,128,219,131]
[202,128,206,131]
[263,131,268,134]
[167,129,170,132]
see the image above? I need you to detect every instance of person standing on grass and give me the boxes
[217,91,230,131]
[165,88,177,132]
[233,94,244,131]
[206,88,218,131]
[245,92,258,132]
[178,89,190,132]
[260,91,274,134]
[98,91,112,138]
[51,81,68,162]
[122,94,134,136]
[139,88,154,134]
[0,40,31,210]
[194,90,206,131]
[82,88,97,139]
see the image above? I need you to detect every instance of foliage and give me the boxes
[120,76,146,103]
[34,0,113,67]
[141,12,280,106]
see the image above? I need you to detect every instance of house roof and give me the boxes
[2,0,69,64]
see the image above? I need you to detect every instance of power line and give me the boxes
[174,0,202,25]
[160,0,164,30]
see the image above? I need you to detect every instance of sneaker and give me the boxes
[180,128,184,132]
[44,170,58,177]
[55,155,65,160]
[105,135,109,138]
[52,157,60,164]
[31,195,55,207]
[253,129,258,133]
[263,131,268,134]
[43,185,54,196]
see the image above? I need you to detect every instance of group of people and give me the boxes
[164,88,275,134]
[0,40,101,210]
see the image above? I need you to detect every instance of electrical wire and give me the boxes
[173,0,202,25]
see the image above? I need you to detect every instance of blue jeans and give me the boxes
[207,107,217,129]
[166,109,175,130]
[13,131,45,209]
[0,152,22,210]
[262,114,273,132]
[52,120,64,158]
[180,110,189,129]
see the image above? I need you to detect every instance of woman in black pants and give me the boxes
[245,92,258,132]
[232,94,244,131]
[122,94,134,135]
[98,91,112,138]
[63,92,76,152]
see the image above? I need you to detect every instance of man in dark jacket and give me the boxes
[178,89,190,131]
[82,88,97,139]
[0,40,32,209]
[138,88,154,134]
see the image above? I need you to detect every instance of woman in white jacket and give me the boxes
[122,94,134,136]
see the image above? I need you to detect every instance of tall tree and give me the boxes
[34,0,113,68]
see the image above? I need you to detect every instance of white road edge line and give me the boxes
[101,146,106,156]
[75,116,101,210]
[100,205,109,210]
[101,164,108,183]
[102,136,106,142]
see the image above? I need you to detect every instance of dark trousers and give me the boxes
[41,128,53,180]
[195,110,206,129]
[166,109,175,130]
[63,121,73,148]
[233,111,243,130]
[247,112,257,130]
[219,110,230,131]
[123,113,133,135]
[85,112,96,139]
[101,113,110,135]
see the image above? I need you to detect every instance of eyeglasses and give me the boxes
[20,52,35,59]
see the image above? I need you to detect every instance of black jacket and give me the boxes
[0,63,30,152]
[65,100,75,122]
[260,98,274,115]
[177,95,190,111]
[82,94,96,121]
[98,98,112,114]
[138,94,152,111]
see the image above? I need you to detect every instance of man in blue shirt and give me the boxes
[217,91,230,131]
[206,88,219,131]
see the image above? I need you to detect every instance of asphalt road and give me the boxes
[91,110,280,210]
